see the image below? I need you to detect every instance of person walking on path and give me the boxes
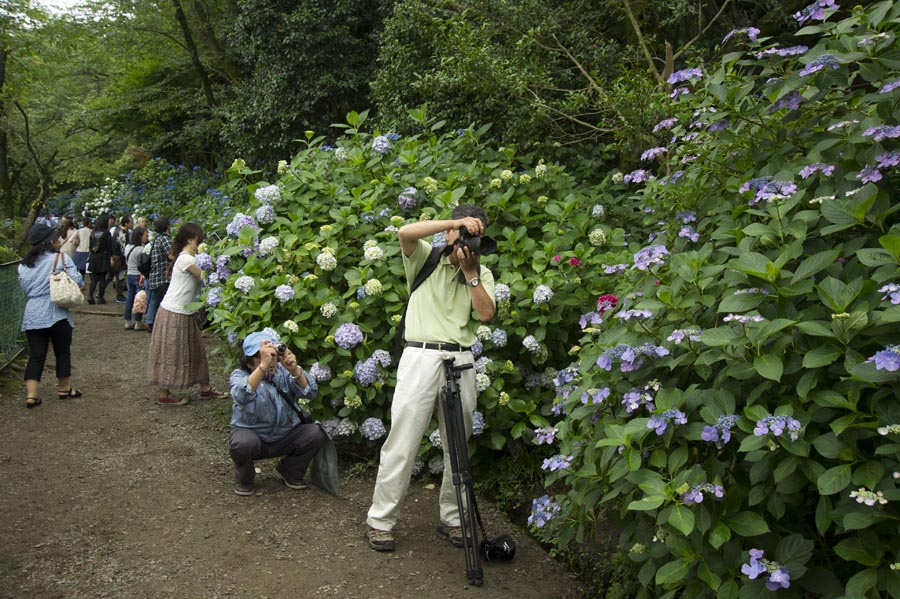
[365,205,496,552]
[18,223,85,409]
[87,216,115,304]
[228,331,324,496]
[73,216,92,277]
[145,222,226,406]
[58,218,79,261]
[145,216,172,333]
[111,215,133,303]
[122,226,148,331]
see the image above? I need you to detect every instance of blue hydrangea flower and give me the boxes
[371,349,392,368]
[534,426,558,445]
[533,284,554,304]
[754,414,802,440]
[799,162,835,179]
[681,483,725,505]
[494,283,511,302]
[256,205,276,225]
[794,0,837,24]
[632,245,669,270]
[354,358,379,386]
[371,136,392,155]
[528,495,561,528]
[667,67,703,85]
[647,409,687,435]
[868,345,900,371]
[398,187,419,210]
[195,253,213,271]
[254,184,281,205]
[226,213,259,238]
[541,455,573,472]
[360,417,387,441]
[216,255,231,279]
[490,329,508,347]
[309,362,332,382]
[472,411,485,436]
[878,284,900,304]
[863,125,900,141]
[334,323,364,349]
[274,285,293,303]
[205,286,222,308]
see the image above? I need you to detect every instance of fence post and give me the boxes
[0,260,25,370]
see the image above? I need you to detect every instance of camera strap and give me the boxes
[271,375,311,424]
[391,246,443,366]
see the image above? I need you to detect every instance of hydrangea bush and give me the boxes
[537,2,900,597]
[199,112,632,463]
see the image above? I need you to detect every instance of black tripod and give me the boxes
[441,357,484,587]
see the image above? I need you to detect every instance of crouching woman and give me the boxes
[229,331,325,496]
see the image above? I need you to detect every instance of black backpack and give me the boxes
[137,242,152,277]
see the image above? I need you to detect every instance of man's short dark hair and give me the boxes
[451,204,489,227]
[153,216,170,234]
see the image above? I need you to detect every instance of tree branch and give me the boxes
[674,0,734,60]
[620,0,661,81]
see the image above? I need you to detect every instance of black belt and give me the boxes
[406,341,469,352]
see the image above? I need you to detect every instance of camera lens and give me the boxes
[276,343,287,355]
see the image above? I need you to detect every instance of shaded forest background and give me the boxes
[1,0,806,221]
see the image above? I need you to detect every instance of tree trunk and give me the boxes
[170,0,218,108]
[0,48,13,219]
[188,0,241,83]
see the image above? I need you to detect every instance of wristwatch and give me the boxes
[467,277,481,288]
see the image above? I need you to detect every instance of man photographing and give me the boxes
[366,204,496,552]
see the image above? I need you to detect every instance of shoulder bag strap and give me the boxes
[391,246,444,364]
[52,252,62,274]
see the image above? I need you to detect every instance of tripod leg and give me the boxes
[441,364,483,586]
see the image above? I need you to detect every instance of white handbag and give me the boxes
[49,253,85,308]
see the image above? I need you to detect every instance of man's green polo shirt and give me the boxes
[403,239,495,348]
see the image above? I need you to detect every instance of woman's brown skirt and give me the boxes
[146,307,210,389]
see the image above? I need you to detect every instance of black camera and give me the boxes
[458,226,497,256]
[275,343,287,355]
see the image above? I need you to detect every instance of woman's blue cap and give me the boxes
[242,331,277,356]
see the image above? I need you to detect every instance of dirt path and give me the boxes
[0,305,580,599]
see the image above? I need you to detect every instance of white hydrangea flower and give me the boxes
[283,320,299,333]
[277,160,289,174]
[364,245,384,261]
[320,302,338,318]
[500,169,513,181]
[475,372,491,392]
[476,325,492,341]
[535,162,547,178]
[254,184,281,205]
[316,251,337,271]
[258,236,279,256]
[589,229,607,246]
[364,278,383,296]
[234,275,254,293]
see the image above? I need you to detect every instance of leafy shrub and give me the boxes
[537,2,900,597]
[199,109,633,473]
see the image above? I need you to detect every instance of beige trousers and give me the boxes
[367,346,476,531]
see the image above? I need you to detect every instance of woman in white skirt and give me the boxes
[145,222,227,405]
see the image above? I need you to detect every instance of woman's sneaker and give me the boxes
[124,321,134,330]
[234,482,254,496]
[158,396,189,406]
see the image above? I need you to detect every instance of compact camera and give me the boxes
[457,226,497,256]
[275,343,287,355]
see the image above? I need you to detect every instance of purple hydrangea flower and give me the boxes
[652,117,679,133]
[794,0,837,24]
[624,169,651,184]
[858,166,883,184]
[668,328,702,345]
[772,91,804,112]
[494,283,511,302]
[490,329,508,346]
[742,549,767,579]
[334,323,364,349]
[668,67,703,85]
[470,339,483,357]
[371,349,392,368]
[581,387,611,405]
[640,147,667,161]
[541,455,574,471]
[632,245,669,270]
[681,483,725,506]
[676,211,696,224]
[876,151,900,169]
[360,417,387,441]
[398,186,419,210]
[679,226,700,242]
[756,45,809,59]
[309,362,332,382]
[534,426,559,445]
[195,252,213,271]
[867,345,900,371]
[274,285,294,303]
[754,414,802,439]
[354,358,379,386]
[647,409,688,435]
[205,286,222,308]
[618,309,653,321]
[670,86,690,99]
[878,283,900,304]
[722,27,761,44]
[767,568,791,591]
[225,213,259,238]
[216,255,231,279]
[864,125,900,141]
[622,385,655,413]
[879,79,900,94]
[528,495,561,528]
[799,163,835,179]
[702,414,737,444]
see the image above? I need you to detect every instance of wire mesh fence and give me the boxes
[0,260,25,370]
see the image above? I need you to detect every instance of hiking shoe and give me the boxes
[134,322,147,331]
[158,395,189,406]
[437,523,466,548]
[273,466,307,490]
[124,321,134,330]
[366,527,395,552]
[234,482,254,496]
